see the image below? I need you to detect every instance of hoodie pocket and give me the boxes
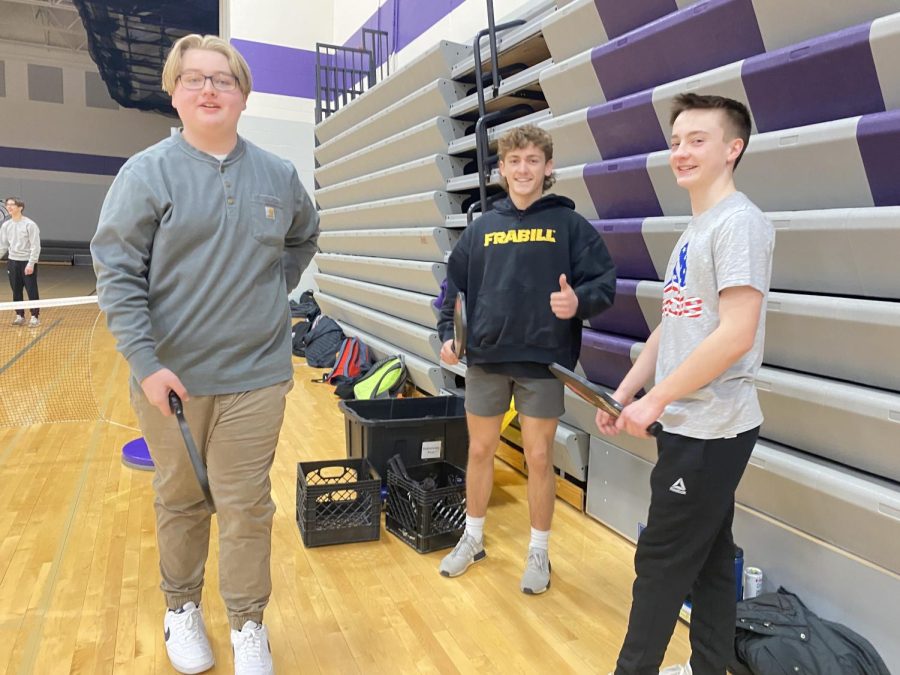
[471,287,561,350]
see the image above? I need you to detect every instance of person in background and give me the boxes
[1,197,42,326]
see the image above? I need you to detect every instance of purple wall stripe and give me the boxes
[0,146,125,176]
[583,156,663,219]
[742,23,884,133]
[233,0,466,99]
[857,110,900,207]
[230,39,318,99]
[591,0,764,101]
[580,330,636,389]
[588,279,651,339]
[593,219,658,280]
[593,0,678,41]
[586,90,665,159]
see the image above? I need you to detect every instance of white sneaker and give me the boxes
[12,315,24,326]
[231,620,274,674]
[659,663,692,675]
[28,316,40,327]
[163,602,215,674]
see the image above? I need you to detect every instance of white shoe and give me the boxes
[231,620,274,674]
[659,663,692,675]
[163,602,215,674]
[28,316,40,327]
[12,315,24,326]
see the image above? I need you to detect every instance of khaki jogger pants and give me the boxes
[132,378,293,630]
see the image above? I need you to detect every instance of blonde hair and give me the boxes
[161,34,252,97]
[497,124,556,192]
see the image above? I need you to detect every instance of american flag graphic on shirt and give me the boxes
[663,242,704,318]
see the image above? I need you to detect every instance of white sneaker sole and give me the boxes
[439,549,486,578]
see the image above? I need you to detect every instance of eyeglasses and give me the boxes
[177,71,238,92]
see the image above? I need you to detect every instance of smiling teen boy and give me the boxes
[438,124,615,594]
[92,35,319,675]
[596,94,774,675]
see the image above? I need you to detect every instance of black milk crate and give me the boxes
[338,396,468,489]
[385,460,466,553]
[296,458,381,547]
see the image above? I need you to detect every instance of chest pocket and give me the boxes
[250,194,286,246]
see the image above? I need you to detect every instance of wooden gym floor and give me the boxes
[0,265,690,674]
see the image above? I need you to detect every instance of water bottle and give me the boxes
[734,545,744,602]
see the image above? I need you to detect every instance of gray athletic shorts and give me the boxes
[464,365,565,419]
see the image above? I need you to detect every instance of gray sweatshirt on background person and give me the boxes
[91,132,320,395]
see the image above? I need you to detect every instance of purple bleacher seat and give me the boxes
[588,279,652,339]
[587,90,666,160]
[743,23,884,133]
[591,0,764,102]
[593,0,679,41]
[857,109,900,207]
[584,155,662,219]
[593,219,658,280]
[579,330,637,389]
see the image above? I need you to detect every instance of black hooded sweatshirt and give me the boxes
[438,194,616,371]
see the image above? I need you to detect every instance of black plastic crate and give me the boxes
[339,396,468,489]
[296,458,381,547]
[385,460,466,553]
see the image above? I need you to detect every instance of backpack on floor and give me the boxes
[319,337,373,385]
[301,316,344,368]
[340,355,408,400]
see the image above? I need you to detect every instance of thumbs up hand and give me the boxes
[550,273,579,319]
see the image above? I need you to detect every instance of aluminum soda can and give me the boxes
[743,566,763,599]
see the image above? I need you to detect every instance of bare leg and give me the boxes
[519,415,558,530]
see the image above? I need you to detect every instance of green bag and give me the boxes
[352,355,408,400]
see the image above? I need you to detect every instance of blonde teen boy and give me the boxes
[92,34,319,675]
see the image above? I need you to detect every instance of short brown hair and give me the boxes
[497,124,556,191]
[670,93,752,170]
[161,34,253,97]
[4,196,24,209]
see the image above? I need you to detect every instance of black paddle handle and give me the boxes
[605,393,663,438]
[168,391,216,513]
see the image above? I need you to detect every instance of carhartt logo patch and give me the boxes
[265,206,276,220]
[669,478,687,495]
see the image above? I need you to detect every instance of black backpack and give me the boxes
[290,289,320,320]
[731,588,890,675]
[301,316,344,368]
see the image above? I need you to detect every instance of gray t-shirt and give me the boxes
[655,191,775,439]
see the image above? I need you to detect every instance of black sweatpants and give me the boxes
[7,259,40,316]
[615,427,758,675]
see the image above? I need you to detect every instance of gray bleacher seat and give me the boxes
[315,116,468,188]
[318,227,459,262]
[315,292,440,363]
[315,154,467,209]
[314,253,444,295]
[588,280,900,390]
[314,273,438,329]
[314,79,469,166]
[599,207,900,300]
[319,191,466,231]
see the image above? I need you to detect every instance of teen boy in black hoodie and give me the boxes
[437,124,615,594]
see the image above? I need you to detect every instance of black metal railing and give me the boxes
[315,29,390,124]
[473,0,525,213]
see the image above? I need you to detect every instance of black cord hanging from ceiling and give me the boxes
[72,0,218,116]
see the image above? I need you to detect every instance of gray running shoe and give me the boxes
[439,532,486,577]
[520,547,551,594]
